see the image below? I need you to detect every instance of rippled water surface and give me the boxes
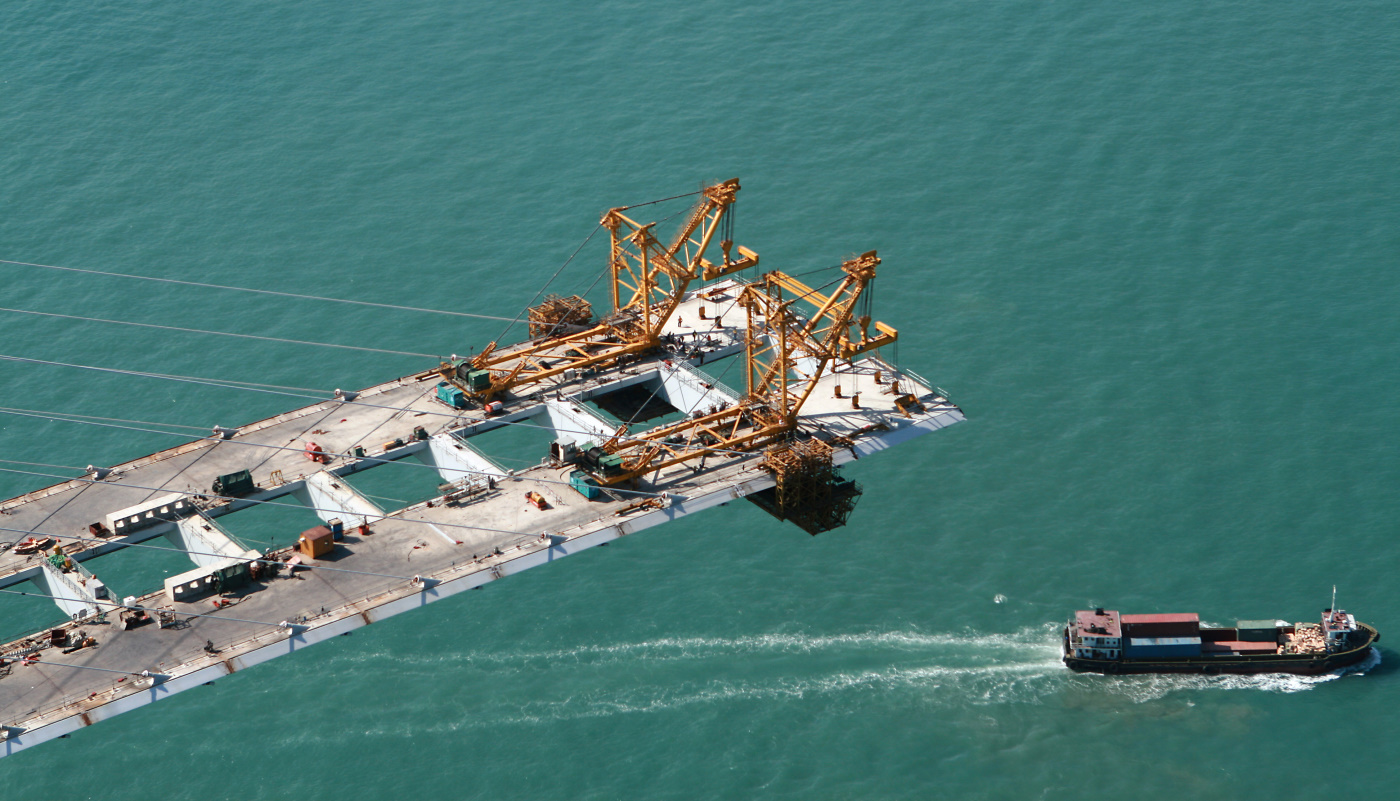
[2,2,1398,798]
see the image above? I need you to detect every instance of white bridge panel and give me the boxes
[296,470,384,527]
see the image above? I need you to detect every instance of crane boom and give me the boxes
[591,252,894,486]
[440,180,759,401]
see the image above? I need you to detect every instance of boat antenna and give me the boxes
[1331,584,1337,613]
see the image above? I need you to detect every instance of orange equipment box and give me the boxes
[298,526,335,559]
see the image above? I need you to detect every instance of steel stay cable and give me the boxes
[0,355,766,461]
[0,523,436,583]
[0,258,517,322]
[0,307,441,358]
[8,657,152,678]
[133,374,334,393]
[0,465,588,541]
[0,354,347,404]
[0,190,706,331]
[0,406,211,432]
[0,409,674,499]
[0,354,755,452]
[0,587,299,633]
[0,458,114,472]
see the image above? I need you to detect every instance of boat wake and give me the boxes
[1084,647,1382,703]
[332,622,1067,671]
[306,627,1381,740]
[314,623,1072,736]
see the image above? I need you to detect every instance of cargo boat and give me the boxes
[1064,607,1379,675]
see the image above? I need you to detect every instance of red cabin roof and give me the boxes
[1075,610,1121,637]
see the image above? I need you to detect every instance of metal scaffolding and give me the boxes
[750,438,863,536]
[527,294,593,339]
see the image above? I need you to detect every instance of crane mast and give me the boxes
[441,179,757,401]
[591,251,896,486]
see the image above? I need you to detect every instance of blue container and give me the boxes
[436,382,469,409]
[569,470,601,500]
[1124,636,1202,658]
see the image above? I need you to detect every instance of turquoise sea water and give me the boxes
[3,2,1398,797]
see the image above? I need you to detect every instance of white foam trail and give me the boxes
[1086,648,1382,703]
[306,628,1380,739]
[327,622,1067,670]
[415,658,1074,731]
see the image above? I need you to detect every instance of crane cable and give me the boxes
[0,189,707,331]
[0,464,612,540]
[0,411,672,500]
[0,259,516,321]
[0,354,769,460]
[0,523,444,583]
[0,307,441,359]
[491,222,603,350]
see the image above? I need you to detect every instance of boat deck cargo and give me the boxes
[1064,606,1378,675]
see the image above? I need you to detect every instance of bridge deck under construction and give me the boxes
[0,282,963,756]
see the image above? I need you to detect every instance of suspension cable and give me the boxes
[0,407,209,432]
[0,258,516,321]
[0,354,766,461]
[0,523,437,583]
[0,588,299,633]
[0,465,596,540]
[0,307,440,359]
[0,409,669,499]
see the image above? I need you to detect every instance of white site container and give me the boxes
[104,493,191,535]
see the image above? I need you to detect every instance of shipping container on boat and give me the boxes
[1064,607,1378,676]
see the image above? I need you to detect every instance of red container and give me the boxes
[1121,613,1200,638]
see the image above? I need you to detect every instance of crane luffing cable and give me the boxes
[0,258,518,322]
[0,354,770,460]
[0,307,442,359]
[612,270,850,432]
[616,294,748,431]
[615,188,704,209]
[0,465,606,541]
[491,222,603,350]
[489,186,722,352]
[0,523,448,583]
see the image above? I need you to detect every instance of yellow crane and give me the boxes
[590,251,896,486]
[438,179,758,401]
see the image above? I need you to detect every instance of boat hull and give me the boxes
[1062,623,1379,676]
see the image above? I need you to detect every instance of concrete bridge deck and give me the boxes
[0,283,964,758]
